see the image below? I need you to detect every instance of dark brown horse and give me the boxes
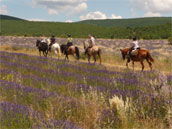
[120,48,154,71]
[36,40,49,57]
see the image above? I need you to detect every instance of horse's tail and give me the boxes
[75,47,80,60]
[98,48,102,64]
[147,51,154,62]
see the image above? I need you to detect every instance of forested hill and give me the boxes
[0,14,25,21]
[77,17,172,27]
[0,15,171,39]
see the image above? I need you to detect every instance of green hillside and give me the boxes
[78,17,172,27]
[0,14,25,21]
[0,16,171,39]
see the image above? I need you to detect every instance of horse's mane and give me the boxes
[47,38,51,45]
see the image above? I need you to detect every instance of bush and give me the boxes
[168,37,172,45]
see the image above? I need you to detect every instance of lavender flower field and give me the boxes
[0,48,172,128]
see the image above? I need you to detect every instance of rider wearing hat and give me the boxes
[66,34,73,50]
[49,35,55,46]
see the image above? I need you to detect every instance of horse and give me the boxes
[47,39,61,59]
[120,48,154,71]
[83,42,102,64]
[36,39,49,57]
[60,44,80,61]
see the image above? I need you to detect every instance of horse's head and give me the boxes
[120,49,126,60]
[36,40,41,47]
[60,44,66,53]
[83,42,89,50]
[120,48,130,60]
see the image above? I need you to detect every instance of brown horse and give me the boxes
[60,44,80,61]
[120,48,154,71]
[83,42,102,64]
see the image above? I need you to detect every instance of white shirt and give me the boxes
[41,39,47,43]
[133,41,139,49]
[89,36,95,46]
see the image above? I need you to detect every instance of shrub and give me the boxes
[168,37,172,45]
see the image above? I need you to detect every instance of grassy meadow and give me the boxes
[0,36,172,129]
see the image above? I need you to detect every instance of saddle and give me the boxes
[41,42,48,46]
[127,48,140,57]
[131,49,138,56]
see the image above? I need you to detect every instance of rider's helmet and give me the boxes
[52,34,55,37]
[68,34,71,37]
[133,36,137,41]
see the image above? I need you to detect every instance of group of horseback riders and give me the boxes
[40,34,97,54]
[40,34,140,58]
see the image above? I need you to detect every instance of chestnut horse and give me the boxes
[120,48,154,71]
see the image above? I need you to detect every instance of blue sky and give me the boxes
[0,0,172,22]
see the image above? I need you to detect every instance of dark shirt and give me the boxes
[50,37,55,43]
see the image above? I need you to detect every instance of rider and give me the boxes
[49,35,56,51]
[85,34,95,54]
[66,34,73,50]
[50,35,55,46]
[41,36,47,44]
[129,36,140,57]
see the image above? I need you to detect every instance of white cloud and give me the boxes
[65,20,73,23]
[109,14,122,19]
[0,5,8,15]
[28,18,48,21]
[144,12,161,17]
[80,11,106,20]
[80,11,122,20]
[130,0,172,16]
[32,0,87,15]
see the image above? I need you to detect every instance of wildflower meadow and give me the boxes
[0,48,172,128]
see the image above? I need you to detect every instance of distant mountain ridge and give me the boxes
[0,14,25,21]
[1,15,171,28]
[77,17,172,27]
[0,15,171,39]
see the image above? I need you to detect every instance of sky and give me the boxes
[0,0,172,22]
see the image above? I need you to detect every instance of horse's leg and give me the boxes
[46,50,48,57]
[140,61,144,72]
[93,55,96,64]
[65,54,69,61]
[58,48,61,59]
[146,59,152,71]
[43,51,46,57]
[54,49,58,58]
[39,50,41,57]
[45,50,48,57]
[88,55,91,63]
[132,61,134,71]
[126,58,130,68]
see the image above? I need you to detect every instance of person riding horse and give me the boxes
[129,36,140,58]
[49,35,56,51]
[41,36,47,44]
[85,34,95,54]
[66,34,73,49]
